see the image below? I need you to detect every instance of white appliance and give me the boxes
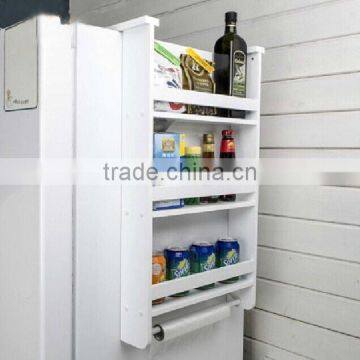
[0,15,263,360]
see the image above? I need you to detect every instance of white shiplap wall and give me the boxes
[72,0,360,359]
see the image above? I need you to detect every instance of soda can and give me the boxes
[216,238,240,284]
[190,242,216,290]
[164,247,190,297]
[152,251,166,305]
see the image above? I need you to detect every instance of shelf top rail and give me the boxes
[154,88,259,111]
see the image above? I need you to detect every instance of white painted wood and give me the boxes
[263,33,360,81]
[244,338,307,360]
[112,15,159,31]
[156,0,331,40]
[167,0,360,50]
[4,18,38,111]
[261,111,360,148]
[258,247,360,300]
[73,0,201,24]
[154,88,260,111]
[37,17,74,360]
[74,23,123,360]
[256,279,360,337]
[153,200,255,218]
[260,186,360,226]
[154,111,258,126]
[245,309,360,360]
[259,215,360,263]
[262,72,360,115]
[260,148,360,158]
[120,18,156,349]
[153,260,255,299]
[153,184,256,202]
[153,279,254,317]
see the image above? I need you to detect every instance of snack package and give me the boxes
[180,52,216,116]
[154,42,186,113]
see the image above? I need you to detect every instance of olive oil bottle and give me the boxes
[214,11,247,118]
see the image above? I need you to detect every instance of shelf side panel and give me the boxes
[74,23,123,360]
[120,22,155,349]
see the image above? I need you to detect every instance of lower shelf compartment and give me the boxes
[152,259,255,301]
[152,278,254,317]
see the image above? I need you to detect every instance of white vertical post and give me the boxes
[115,16,159,349]
[243,48,263,309]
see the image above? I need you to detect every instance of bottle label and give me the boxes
[232,50,246,97]
[221,140,235,154]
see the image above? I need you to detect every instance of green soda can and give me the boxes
[216,238,240,284]
[190,242,216,290]
[164,247,191,297]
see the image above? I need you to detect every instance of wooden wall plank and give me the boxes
[260,186,360,225]
[263,33,360,82]
[166,0,360,50]
[156,0,330,40]
[260,111,360,148]
[259,215,360,262]
[245,309,360,360]
[244,337,307,360]
[260,149,360,157]
[256,279,360,337]
[258,247,360,300]
[73,0,201,25]
[262,73,360,115]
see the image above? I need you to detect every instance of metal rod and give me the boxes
[152,298,241,337]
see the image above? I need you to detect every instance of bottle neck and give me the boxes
[225,24,237,34]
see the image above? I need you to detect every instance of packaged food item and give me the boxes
[152,251,166,305]
[164,247,190,297]
[190,242,216,290]
[153,199,184,211]
[216,238,240,284]
[154,42,186,113]
[153,133,180,173]
[180,49,216,116]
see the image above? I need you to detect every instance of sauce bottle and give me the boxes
[200,134,219,203]
[220,129,236,202]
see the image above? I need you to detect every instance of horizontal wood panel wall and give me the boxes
[72,0,360,359]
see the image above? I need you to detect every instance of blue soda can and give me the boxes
[164,247,190,297]
[190,242,216,290]
[216,238,240,284]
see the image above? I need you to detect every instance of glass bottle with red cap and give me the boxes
[220,129,236,202]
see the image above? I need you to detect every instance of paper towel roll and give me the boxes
[153,301,239,342]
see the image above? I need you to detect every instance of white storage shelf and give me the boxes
[154,111,258,126]
[154,88,259,112]
[152,260,255,301]
[118,17,263,349]
[153,200,255,218]
[152,277,255,317]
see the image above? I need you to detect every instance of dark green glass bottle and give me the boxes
[214,11,247,118]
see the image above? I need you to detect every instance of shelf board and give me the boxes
[152,259,255,300]
[152,278,254,317]
[153,183,256,202]
[154,111,258,126]
[154,88,259,112]
[153,200,255,218]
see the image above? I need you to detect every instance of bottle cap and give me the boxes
[225,11,237,24]
[222,129,234,136]
[186,146,202,156]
